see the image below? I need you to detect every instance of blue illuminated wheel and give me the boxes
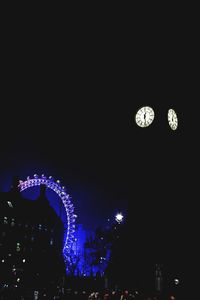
[18,174,76,261]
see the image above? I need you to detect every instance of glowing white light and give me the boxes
[174,278,179,285]
[115,213,124,223]
[7,201,13,208]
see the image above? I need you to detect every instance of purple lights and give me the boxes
[18,174,76,262]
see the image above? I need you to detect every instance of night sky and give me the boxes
[0,22,199,290]
[0,94,186,225]
[0,79,196,236]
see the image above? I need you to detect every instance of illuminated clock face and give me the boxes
[168,108,178,130]
[135,106,155,128]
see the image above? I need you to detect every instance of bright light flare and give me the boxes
[115,212,124,224]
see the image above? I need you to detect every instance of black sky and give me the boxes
[0,12,199,297]
[0,77,196,230]
[0,18,199,281]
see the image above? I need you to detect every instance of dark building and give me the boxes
[0,177,66,297]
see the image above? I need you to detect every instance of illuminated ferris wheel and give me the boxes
[18,174,76,261]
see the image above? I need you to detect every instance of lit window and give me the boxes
[7,201,13,208]
[11,218,15,227]
[16,242,21,252]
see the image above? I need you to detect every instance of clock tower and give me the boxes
[117,98,191,295]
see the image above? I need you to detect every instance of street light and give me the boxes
[115,212,124,224]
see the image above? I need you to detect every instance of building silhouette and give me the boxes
[0,176,66,297]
